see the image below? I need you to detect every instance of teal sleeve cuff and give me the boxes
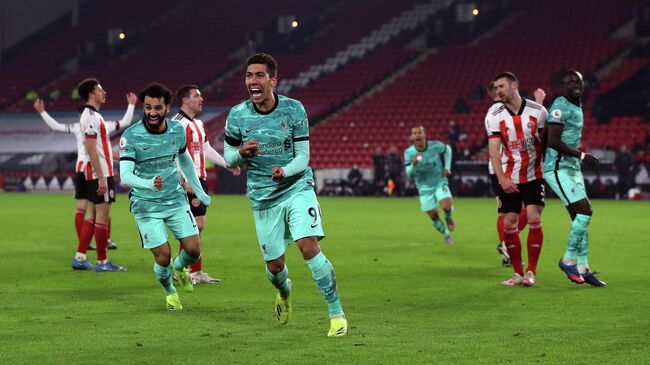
[119,159,155,190]
[224,142,245,167]
[444,144,452,170]
[178,151,211,206]
[405,164,414,177]
[283,140,310,177]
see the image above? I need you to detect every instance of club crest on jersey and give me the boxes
[280,120,288,132]
[119,137,127,148]
[527,121,534,129]
[551,109,562,119]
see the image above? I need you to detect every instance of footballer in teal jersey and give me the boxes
[544,96,585,173]
[224,53,347,337]
[543,70,605,287]
[119,83,212,310]
[404,126,455,245]
[225,93,314,210]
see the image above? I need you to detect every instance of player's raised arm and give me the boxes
[34,99,72,133]
[106,92,137,132]
[117,92,137,130]
[533,88,546,105]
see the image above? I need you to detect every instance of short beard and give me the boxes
[144,112,165,129]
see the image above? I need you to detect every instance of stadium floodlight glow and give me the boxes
[119,32,126,40]
[472,8,479,16]
[291,20,299,28]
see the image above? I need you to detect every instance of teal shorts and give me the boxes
[418,184,452,212]
[134,204,199,249]
[253,189,325,261]
[544,169,587,206]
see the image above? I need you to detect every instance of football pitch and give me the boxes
[1,193,648,364]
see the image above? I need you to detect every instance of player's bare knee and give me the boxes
[94,203,110,223]
[578,207,592,216]
[427,210,440,220]
[527,211,541,223]
[153,251,171,267]
[156,257,171,267]
[503,214,518,228]
[266,259,285,274]
[182,241,201,258]
[571,199,592,216]
[297,237,321,260]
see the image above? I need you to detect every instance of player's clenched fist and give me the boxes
[239,140,260,158]
[153,175,163,191]
[582,153,599,169]
[271,166,285,182]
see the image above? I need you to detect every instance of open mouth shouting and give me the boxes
[146,113,163,127]
[249,87,263,101]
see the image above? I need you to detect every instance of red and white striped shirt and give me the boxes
[80,106,119,179]
[174,111,209,179]
[485,99,547,184]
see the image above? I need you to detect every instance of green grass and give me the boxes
[0,193,649,364]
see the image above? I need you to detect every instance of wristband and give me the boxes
[580,152,585,161]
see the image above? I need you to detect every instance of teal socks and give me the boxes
[306,252,343,317]
[444,206,454,220]
[173,249,199,272]
[265,265,292,298]
[567,214,591,265]
[153,263,176,295]
[432,219,450,237]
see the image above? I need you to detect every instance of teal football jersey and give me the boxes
[119,119,188,215]
[404,140,450,191]
[544,96,583,172]
[225,94,315,210]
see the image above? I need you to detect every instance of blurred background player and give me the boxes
[544,70,606,287]
[224,53,347,337]
[404,125,455,245]
[485,72,547,287]
[172,84,241,285]
[74,78,136,271]
[486,82,547,267]
[119,82,211,310]
[34,96,135,255]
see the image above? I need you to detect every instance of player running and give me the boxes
[119,83,211,310]
[224,53,347,337]
[404,126,455,245]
